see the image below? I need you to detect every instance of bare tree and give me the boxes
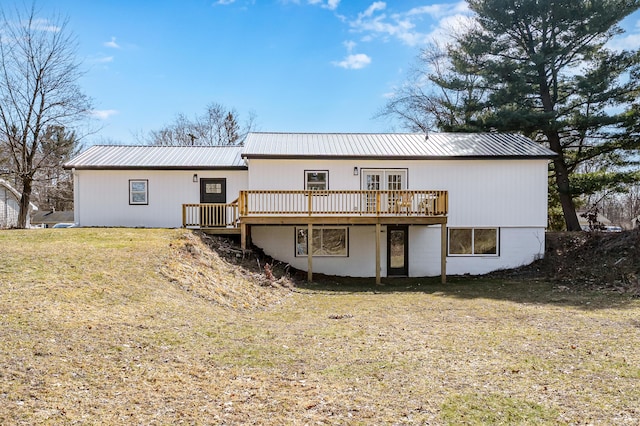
[377,42,488,133]
[0,4,91,228]
[145,102,256,146]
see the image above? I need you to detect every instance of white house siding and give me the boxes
[252,225,545,278]
[251,225,384,277]
[1,185,20,228]
[246,158,548,227]
[246,158,548,277]
[73,169,247,227]
[246,159,360,191]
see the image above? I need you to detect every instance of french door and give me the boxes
[361,170,407,212]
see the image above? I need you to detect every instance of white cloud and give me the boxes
[343,40,356,52]
[407,2,468,18]
[90,109,119,120]
[307,0,340,10]
[361,2,386,18]
[27,18,61,32]
[104,36,120,49]
[349,1,471,47]
[93,55,114,64]
[332,53,371,69]
[608,32,640,51]
[216,0,236,4]
[325,0,340,10]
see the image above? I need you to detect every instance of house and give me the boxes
[64,132,556,282]
[0,179,38,228]
[577,209,615,231]
[31,210,75,228]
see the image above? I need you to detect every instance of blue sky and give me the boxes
[7,1,640,144]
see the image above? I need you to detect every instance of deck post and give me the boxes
[441,221,447,284]
[375,223,381,284]
[182,204,186,228]
[241,222,247,251]
[307,223,313,282]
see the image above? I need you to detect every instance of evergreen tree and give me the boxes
[382,0,640,230]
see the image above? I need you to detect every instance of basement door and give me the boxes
[387,225,408,276]
[200,178,226,226]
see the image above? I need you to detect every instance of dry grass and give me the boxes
[1,228,639,425]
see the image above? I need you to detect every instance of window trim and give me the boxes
[129,179,148,205]
[295,226,349,257]
[447,227,499,257]
[304,170,329,191]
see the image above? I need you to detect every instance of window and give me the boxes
[305,170,328,191]
[205,183,222,194]
[387,173,403,190]
[448,228,498,256]
[295,227,348,257]
[129,179,148,205]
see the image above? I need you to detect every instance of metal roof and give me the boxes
[32,210,75,224]
[242,132,556,159]
[0,179,38,210]
[64,145,246,170]
[65,133,556,170]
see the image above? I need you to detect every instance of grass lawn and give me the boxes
[1,228,639,424]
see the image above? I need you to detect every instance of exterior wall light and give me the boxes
[353,167,359,176]
[193,173,198,182]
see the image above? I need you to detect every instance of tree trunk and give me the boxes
[536,64,582,232]
[547,132,582,231]
[17,177,33,229]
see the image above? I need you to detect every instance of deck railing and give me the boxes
[239,189,447,217]
[182,202,239,228]
[183,190,447,228]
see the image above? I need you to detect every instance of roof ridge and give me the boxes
[248,131,426,135]
[87,144,243,148]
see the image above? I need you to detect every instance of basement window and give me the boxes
[295,227,348,257]
[129,179,148,205]
[448,228,498,256]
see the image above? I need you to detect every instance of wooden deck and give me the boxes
[182,190,449,284]
[183,189,448,230]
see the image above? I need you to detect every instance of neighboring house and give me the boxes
[64,132,556,282]
[577,210,613,231]
[0,179,38,228]
[31,210,75,228]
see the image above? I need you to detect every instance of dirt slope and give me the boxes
[492,229,640,294]
[199,229,640,294]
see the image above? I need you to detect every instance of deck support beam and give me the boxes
[240,222,248,251]
[375,223,381,285]
[307,223,313,282]
[441,222,447,284]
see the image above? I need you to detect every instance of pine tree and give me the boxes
[382,0,640,230]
